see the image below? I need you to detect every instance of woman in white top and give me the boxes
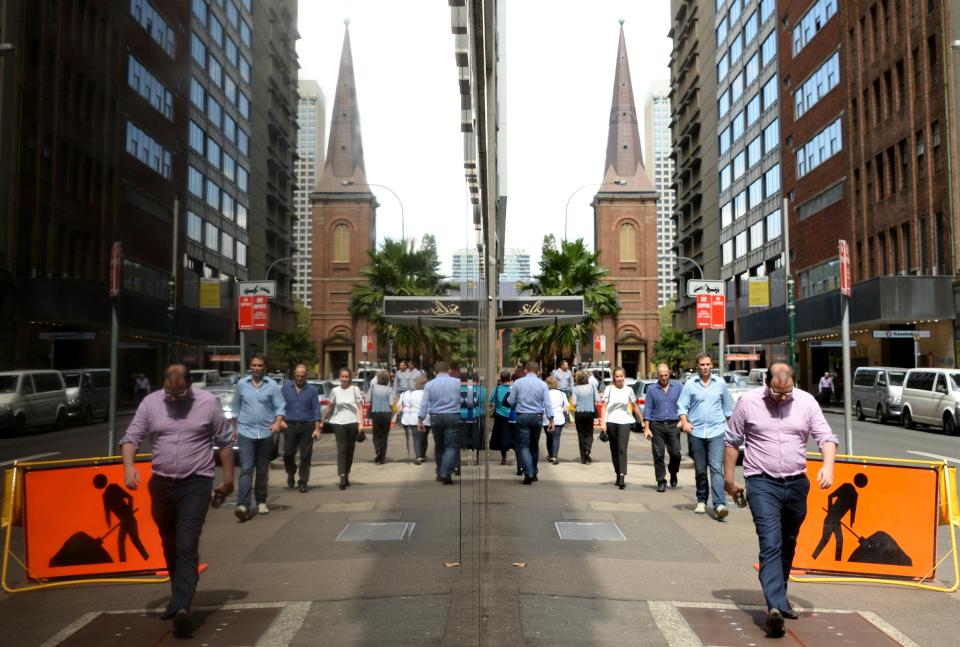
[543,375,569,464]
[601,367,636,489]
[322,367,365,490]
[401,375,430,464]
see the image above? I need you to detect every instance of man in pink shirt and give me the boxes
[723,363,837,638]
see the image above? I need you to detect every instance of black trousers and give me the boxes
[283,421,315,485]
[330,423,359,475]
[371,412,392,458]
[149,474,212,614]
[649,420,681,483]
[574,412,595,459]
[606,422,631,476]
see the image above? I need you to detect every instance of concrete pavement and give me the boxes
[1,427,958,646]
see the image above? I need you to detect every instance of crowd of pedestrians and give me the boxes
[120,351,835,639]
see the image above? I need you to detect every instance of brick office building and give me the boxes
[593,24,659,379]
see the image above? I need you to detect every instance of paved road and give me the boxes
[0,414,134,466]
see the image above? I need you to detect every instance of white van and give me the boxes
[62,368,111,423]
[852,366,906,424]
[189,369,223,390]
[899,368,960,435]
[0,370,69,435]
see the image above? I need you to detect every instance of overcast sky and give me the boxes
[297,1,672,275]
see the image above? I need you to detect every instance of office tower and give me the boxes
[644,79,677,307]
[452,248,481,283]
[294,81,327,309]
[499,249,531,282]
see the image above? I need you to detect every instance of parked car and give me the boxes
[630,379,658,419]
[746,368,767,385]
[725,374,754,404]
[852,366,906,424]
[899,368,960,435]
[308,379,337,433]
[0,370,69,435]
[62,368,111,423]
[189,369,223,389]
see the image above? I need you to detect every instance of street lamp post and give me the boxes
[341,180,405,241]
[563,180,627,241]
[675,254,706,356]
[261,255,294,361]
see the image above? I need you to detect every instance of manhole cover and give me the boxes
[335,522,416,541]
[554,521,626,541]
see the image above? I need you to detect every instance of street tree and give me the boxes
[508,236,620,366]
[349,238,456,364]
[272,301,317,372]
[652,302,696,375]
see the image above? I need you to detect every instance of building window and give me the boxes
[794,51,840,118]
[799,258,840,297]
[238,92,250,119]
[221,232,234,259]
[333,224,350,262]
[188,166,204,197]
[190,77,205,109]
[747,136,762,168]
[718,52,729,82]
[765,209,782,240]
[209,15,223,47]
[238,128,249,156]
[733,151,746,180]
[206,179,220,210]
[748,178,763,208]
[236,203,248,229]
[207,96,222,128]
[731,32,743,64]
[745,52,759,85]
[761,31,776,67]
[205,222,219,251]
[128,56,174,120]
[744,11,758,44]
[191,32,206,66]
[731,72,744,102]
[717,16,728,45]
[222,191,235,220]
[762,75,778,109]
[734,191,747,219]
[192,0,207,25]
[764,164,781,197]
[239,55,251,83]
[761,0,775,22]
[209,55,223,88]
[750,221,764,250]
[719,89,731,118]
[763,119,779,152]
[189,121,204,153]
[793,0,838,56]
[222,153,236,182]
[796,118,842,178]
[206,137,221,169]
[225,37,238,66]
[224,114,237,143]
[746,94,761,126]
[619,223,637,262]
[187,211,203,242]
[722,240,734,265]
[735,231,747,258]
[719,126,731,155]
[237,165,248,191]
[720,164,732,191]
[226,0,239,28]
[721,201,733,228]
[240,19,252,46]
[236,241,247,266]
[125,121,172,178]
[130,0,175,56]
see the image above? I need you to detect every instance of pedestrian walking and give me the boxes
[322,368,365,490]
[279,364,321,493]
[818,371,834,405]
[418,361,462,484]
[543,375,568,464]
[600,367,634,489]
[507,360,554,484]
[133,373,151,405]
[368,369,396,464]
[489,369,514,465]
[678,352,735,519]
[552,359,573,398]
[724,363,838,637]
[401,375,429,463]
[571,370,597,464]
[642,363,683,492]
[119,364,235,637]
[460,373,483,466]
[231,353,285,522]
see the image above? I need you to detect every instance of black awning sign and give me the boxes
[383,297,478,319]
[500,297,585,318]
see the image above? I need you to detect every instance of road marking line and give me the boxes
[0,451,60,467]
[39,611,100,647]
[906,450,960,464]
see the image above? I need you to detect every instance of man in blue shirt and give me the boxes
[507,360,555,484]
[418,360,462,484]
[677,353,735,520]
[280,364,321,493]
[232,353,285,521]
[642,363,684,493]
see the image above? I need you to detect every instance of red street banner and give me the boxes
[710,294,726,330]
[839,239,851,297]
[239,295,268,330]
[696,295,711,329]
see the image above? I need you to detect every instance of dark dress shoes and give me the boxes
[765,609,785,637]
[780,607,799,620]
[522,475,534,485]
[670,474,678,488]
[656,481,666,492]
[173,609,192,637]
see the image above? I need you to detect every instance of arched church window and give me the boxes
[333,224,350,262]
[619,222,637,262]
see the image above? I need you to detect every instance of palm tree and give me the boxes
[349,238,456,363]
[508,236,620,364]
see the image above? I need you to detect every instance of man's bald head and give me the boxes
[766,362,794,393]
[164,364,188,392]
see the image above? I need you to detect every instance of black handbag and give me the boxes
[599,430,609,443]
[356,429,366,443]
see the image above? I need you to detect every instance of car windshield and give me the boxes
[0,375,18,393]
[62,372,81,387]
[888,371,906,386]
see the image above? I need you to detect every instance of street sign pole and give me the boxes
[839,239,853,453]
[167,199,179,366]
[108,241,122,456]
[783,198,796,371]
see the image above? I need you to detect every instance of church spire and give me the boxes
[601,23,654,192]
[317,21,370,192]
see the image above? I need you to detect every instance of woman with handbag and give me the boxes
[401,375,429,464]
[571,370,596,464]
[601,367,634,489]
[489,369,513,465]
[543,375,568,464]
[369,369,396,464]
[322,367,365,490]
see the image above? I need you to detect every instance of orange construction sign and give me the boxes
[794,458,939,580]
[23,461,166,580]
